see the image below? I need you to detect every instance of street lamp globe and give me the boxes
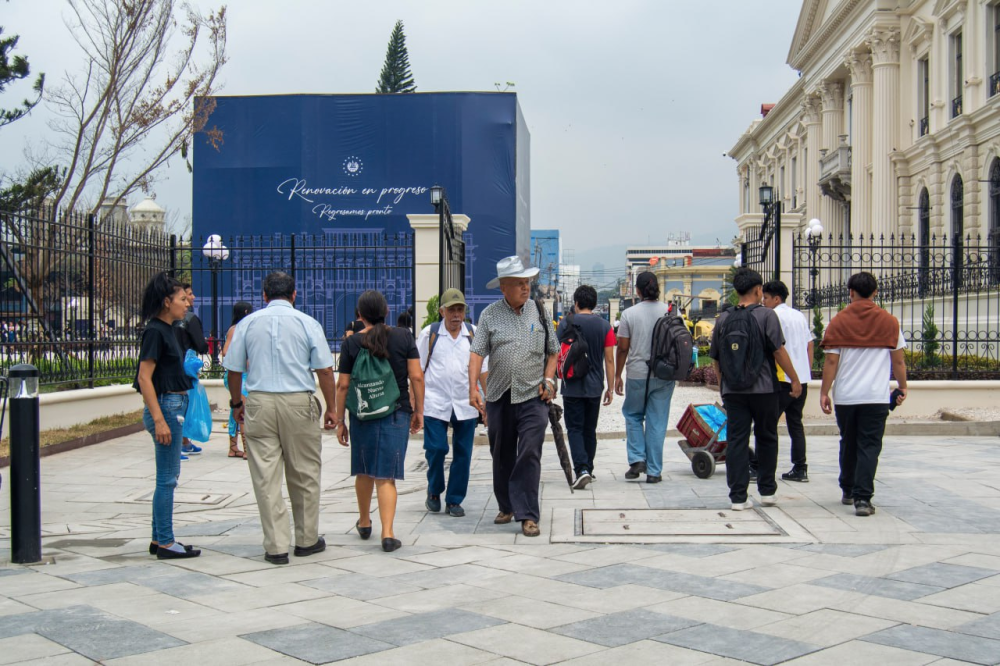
[733,255,742,268]
[811,223,823,236]
[202,234,228,260]
[430,185,444,206]
[808,218,822,229]
[758,184,774,206]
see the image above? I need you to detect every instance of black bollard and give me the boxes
[9,364,41,564]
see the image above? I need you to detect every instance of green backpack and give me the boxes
[345,347,400,421]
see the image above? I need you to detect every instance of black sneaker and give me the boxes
[841,494,854,505]
[572,472,593,490]
[781,468,809,483]
[646,475,662,484]
[425,495,441,513]
[446,503,465,517]
[749,466,758,482]
[854,500,875,517]
[264,552,289,565]
[625,461,647,480]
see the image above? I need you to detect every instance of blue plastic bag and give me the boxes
[183,349,203,379]
[695,404,728,442]
[183,380,212,443]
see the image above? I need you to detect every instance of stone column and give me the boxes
[817,81,844,239]
[846,49,874,240]
[406,213,471,323]
[801,95,822,226]
[868,26,901,241]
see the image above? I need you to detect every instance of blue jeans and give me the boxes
[622,377,675,477]
[423,413,477,505]
[143,393,188,545]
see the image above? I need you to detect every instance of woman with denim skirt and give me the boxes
[336,290,424,552]
[133,272,201,560]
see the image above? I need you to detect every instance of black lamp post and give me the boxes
[805,218,824,308]
[202,235,229,369]
[758,183,782,280]
[431,185,451,300]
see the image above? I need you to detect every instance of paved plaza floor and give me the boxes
[3,422,1000,664]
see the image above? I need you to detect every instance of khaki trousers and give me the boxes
[244,391,323,555]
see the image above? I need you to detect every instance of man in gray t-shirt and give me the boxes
[614,272,674,484]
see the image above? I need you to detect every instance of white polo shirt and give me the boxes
[416,323,488,422]
[828,329,907,405]
[773,303,813,384]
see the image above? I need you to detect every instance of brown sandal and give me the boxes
[228,436,245,459]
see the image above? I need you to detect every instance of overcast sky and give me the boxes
[0,0,801,263]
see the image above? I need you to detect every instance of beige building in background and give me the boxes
[729,0,1000,255]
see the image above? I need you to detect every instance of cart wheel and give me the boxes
[691,450,716,479]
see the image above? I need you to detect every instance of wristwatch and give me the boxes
[229,399,244,409]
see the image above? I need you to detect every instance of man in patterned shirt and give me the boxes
[470,256,559,537]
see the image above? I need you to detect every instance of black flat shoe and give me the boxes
[156,545,201,560]
[381,537,401,553]
[149,542,194,555]
[294,537,326,557]
[356,520,372,540]
[264,552,289,565]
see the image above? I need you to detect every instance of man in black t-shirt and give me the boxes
[557,285,616,490]
[174,284,209,457]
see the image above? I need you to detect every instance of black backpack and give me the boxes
[558,315,592,382]
[647,314,694,382]
[716,304,765,391]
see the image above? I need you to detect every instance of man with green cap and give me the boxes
[416,288,488,517]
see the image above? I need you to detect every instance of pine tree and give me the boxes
[376,21,416,94]
[922,303,940,367]
[0,24,45,128]
[812,306,825,371]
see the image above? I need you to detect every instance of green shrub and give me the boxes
[921,304,940,367]
[421,295,441,329]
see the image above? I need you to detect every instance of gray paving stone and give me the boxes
[202,542,271,559]
[0,605,185,660]
[862,624,1000,665]
[62,565,169,586]
[243,621,394,663]
[639,544,737,557]
[550,608,701,647]
[654,623,821,665]
[349,609,504,646]
[173,519,249,537]
[557,563,770,601]
[300,573,423,600]
[810,573,944,601]
[0,567,28,578]
[794,544,889,557]
[134,567,249,599]
[886,563,999,589]
[955,612,1000,640]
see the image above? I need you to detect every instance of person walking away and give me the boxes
[710,268,802,510]
[614,272,671,483]
[336,290,424,552]
[174,283,209,459]
[224,272,337,565]
[557,285,615,490]
[134,272,200,560]
[762,281,813,482]
[221,301,254,460]
[417,289,487,517]
[469,256,559,537]
[819,272,907,517]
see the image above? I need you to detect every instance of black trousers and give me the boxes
[723,392,779,503]
[779,384,808,471]
[563,396,601,475]
[835,403,890,502]
[486,391,549,523]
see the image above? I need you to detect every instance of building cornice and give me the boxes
[728,78,807,159]
[789,0,869,72]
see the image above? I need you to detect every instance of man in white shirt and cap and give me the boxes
[417,288,488,518]
[469,257,559,537]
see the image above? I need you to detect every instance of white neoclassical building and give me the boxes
[729,0,1000,255]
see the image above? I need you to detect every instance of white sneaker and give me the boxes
[760,495,778,507]
[731,499,754,511]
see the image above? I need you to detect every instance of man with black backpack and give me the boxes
[557,285,616,490]
[614,272,676,484]
[710,267,802,510]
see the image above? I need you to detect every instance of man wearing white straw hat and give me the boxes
[469,256,559,537]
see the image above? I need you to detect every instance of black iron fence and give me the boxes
[0,206,172,389]
[183,231,415,373]
[792,233,1000,379]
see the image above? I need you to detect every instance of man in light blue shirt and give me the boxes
[224,272,336,565]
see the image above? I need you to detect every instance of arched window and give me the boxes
[990,159,1000,284]
[952,174,965,288]
[918,188,930,296]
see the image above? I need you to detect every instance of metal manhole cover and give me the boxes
[582,509,781,537]
[130,491,231,505]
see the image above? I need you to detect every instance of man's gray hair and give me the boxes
[263,272,295,300]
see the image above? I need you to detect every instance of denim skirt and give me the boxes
[350,409,409,480]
